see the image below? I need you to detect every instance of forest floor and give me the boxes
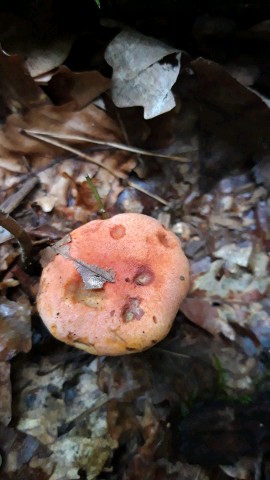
[0,2,270,479]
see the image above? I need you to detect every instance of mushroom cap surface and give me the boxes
[37,213,189,355]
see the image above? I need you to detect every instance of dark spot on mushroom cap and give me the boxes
[156,231,174,248]
[133,266,154,286]
[110,224,126,240]
[110,310,115,317]
[126,347,137,351]
[152,316,157,323]
[122,297,144,322]
[180,275,185,281]
[125,278,130,283]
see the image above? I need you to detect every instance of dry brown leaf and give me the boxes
[0,102,133,175]
[13,354,115,479]
[0,49,50,119]
[47,66,111,108]
[24,36,75,78]
[0,297,32,428]
[182,253,270,340]
[181,297,236,339]
[0,424,53,477]
[0,11,74,79]
[0,297,32,361]
[191,57,270,156]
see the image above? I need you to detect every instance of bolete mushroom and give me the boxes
[37,213,189,355]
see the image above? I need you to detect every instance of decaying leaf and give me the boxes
[214,242,253,271]
[105,29,181,119]
[47,66,111,108]
[24,36,75,78]
[13,353,115,480]
[191,57,270,155]
[0,49,50,118]
[74,261,115,290]
[0,424,53,478]
[0,296,32,361]
[51,234,115,289]
[1,4,270,478]
[0,297,32,426]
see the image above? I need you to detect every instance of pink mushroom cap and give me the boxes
[37,213,189,355]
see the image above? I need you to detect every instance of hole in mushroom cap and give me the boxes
[110,224,126,239]
[65,280,105,308]
[133,266,155,286]
[122,297,144,322]
[156,231,175,248]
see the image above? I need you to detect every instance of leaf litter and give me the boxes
[0,4,270,480]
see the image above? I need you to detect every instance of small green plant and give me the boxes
[85,175,109,219]
[213,355,228,394]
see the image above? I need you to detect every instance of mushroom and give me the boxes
[37,213,189,356]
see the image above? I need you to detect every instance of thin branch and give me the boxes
[23,129,193,162]
[0,175,39,214]
[127,180,168,206]
[58,396,108,436]
[23,130,126,179]
[0,210,32,263]
[24,130,169,205]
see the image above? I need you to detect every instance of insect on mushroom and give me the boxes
[37,213,189,356]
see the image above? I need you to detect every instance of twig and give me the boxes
[23,131,171,205]
[0,210,32,263]
[127,180,168,206]
[23,129,192,162]
[0,175,39,214]
[23,131,126,179]
[58,396,108,436]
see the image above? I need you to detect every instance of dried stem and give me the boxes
[127,180,168,206]
[0,175,39,214]
[24,129,193,162]
[24,130,169,205]
[23,130,126,179]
